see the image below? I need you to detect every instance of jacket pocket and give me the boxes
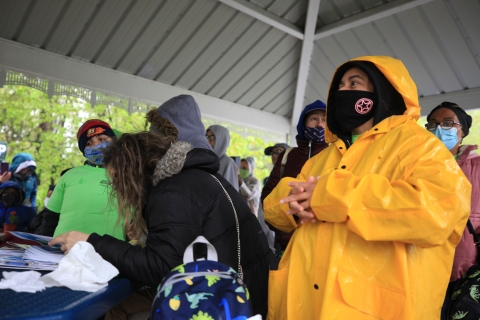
[267,268,289,320]
[338,269,405,320]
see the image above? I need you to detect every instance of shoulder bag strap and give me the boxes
[209,174,243,279]
[279,147,294,178]
[466,219,480,262]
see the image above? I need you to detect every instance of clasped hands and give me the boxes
[280,176,319,225]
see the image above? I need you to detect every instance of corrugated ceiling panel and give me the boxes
[191,20,271,94]
[334,30,371,59]
[267,0,300,20]
[157,4,237,85]
[249,0,272,9]
[173,13,255,90]
[330,0,363,17]
[45,0,100,55]
[397,7,463,93]
[306,64,329,101]
[358,0,387,10]
[236,42,300,106]
[0,0,30,39]
[71,0,131,61]
[262,77,297,112]
[310,43,337,85]
[303,85,316,106]
[249,62,298,109]
[207,28,286,98]
[139,0,219,80]
[349,23,394,57]
[448,0,480,86]
[318,0,342,25]
[116,0,191,74]
[275,95,295,116]
[221,36,299,102]
[305,80,326,104]
[17,0,62,47]
[95,1,162,68]
[279,0,307,24]
[314,37,350,70]
[375,16,439,96]
[454,1,480,54]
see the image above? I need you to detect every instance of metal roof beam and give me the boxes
[314,0,434,40]
[290,0,321,145]
[218,0,304,39]
[0,38,290,135]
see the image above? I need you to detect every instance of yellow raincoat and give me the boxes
[264,56,471,319]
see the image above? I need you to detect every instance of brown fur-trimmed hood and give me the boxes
[152,141,193,186]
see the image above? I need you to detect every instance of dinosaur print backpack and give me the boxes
[447,220,480,320]
[151,236,253,320]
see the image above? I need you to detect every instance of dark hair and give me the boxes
[103,131,175,235]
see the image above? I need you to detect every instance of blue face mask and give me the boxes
[303,126,325,142]
[84,141,111,166]
[432,127,459,151]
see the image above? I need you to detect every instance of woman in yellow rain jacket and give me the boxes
[264,56,471,320]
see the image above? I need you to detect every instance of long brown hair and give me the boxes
[103,131,177,236]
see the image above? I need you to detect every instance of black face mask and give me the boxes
[334,90,377,133]
[2,193,21,207]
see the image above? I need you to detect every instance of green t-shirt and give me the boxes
[351,134,360,143]
[48,165,124,240]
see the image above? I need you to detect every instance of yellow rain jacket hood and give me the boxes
[264,56,471,320]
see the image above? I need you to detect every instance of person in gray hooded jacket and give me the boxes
[206,125,239,191]
[238,157,261,217]
[148,94,212,150]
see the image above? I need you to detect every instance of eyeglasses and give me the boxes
[271,149,284,155]
[425,120,462,131]
[205,135,215,141]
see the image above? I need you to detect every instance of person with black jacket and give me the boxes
[50,95,274,318]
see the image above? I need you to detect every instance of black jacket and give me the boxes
[88,148,274,317]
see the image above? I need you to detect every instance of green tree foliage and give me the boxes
[0,85,147,208]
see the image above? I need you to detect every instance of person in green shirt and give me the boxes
[37,119,124,240]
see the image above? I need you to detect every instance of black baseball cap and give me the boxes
[264,143,290,156]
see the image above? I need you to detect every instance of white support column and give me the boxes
[0,38,290,136]
[218,0,304,39]
[314,0,433,40]
[290,0,321,146]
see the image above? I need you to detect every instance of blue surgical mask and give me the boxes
[84,141,111,166]
[432,127,459,151]
[303,126,325,142]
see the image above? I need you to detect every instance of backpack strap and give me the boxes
[466,219,480,263]
[279,147,294,178]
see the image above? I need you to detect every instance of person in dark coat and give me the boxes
[50,96,274,318]
[261,100,329,254]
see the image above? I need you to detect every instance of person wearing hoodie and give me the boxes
[238,157,261,217]
[0,181,36,231]
[261,100,329,255]
[424,102,480,320]
[6,153,38,209]
[37,119,124,240]
[264,56,471,319]
[50,105,275,318]
[206,125,239,190]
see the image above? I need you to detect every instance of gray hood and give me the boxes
[207,125,230,158]
[242,156,256,176]
[151,95,212,150]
